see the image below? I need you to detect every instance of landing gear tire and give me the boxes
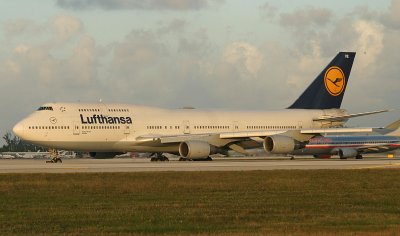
[46,149,62,163]
[150,154,169,162]
[193,156,213,161]
[340,156,347,160]
[178,157,195,161]
[356,154,363,159]
[46,157,62,163]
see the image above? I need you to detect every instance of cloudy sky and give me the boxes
[1,0,400,141]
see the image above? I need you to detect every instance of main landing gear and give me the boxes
[150,153,169,162]
[46,149,62,163]
[178,156,213,161]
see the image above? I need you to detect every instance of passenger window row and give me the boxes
[246,125,296,130]
[28,126,122,130]
[147,126,180,130]
[108,109,129,112]
[29,126,69,130]
[194,126,230,129]
[78,109,100,112]
[146,125,297,130]
[82,126,121,130]
[147,126,230,130]
[332,141,387,144]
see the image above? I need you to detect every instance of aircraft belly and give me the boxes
[115,140,179,153]
[291,148,331,155]
[31,141,120,152]
[127,146,179,153]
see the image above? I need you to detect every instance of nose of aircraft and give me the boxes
[13,121,24,138]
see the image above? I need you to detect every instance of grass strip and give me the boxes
[0,169,399,235]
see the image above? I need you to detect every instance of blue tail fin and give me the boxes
[288,52,356,109]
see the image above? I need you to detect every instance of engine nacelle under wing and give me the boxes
[263,135,303,154]
[336,148,358,158]
[179,141,217,159]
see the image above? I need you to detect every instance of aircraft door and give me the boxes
[232,121,239,131]
[298,121,303,129]
[73,122,80,135]
[124,125,130,134]
[183,120,190,134]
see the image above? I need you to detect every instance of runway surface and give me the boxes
[0,157,400,173]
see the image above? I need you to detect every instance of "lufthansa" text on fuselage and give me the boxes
[80,114,133,124]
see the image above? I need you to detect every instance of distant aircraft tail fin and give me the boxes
[288,52,356,109]
[386,119,400,136]
[385,119,400,131]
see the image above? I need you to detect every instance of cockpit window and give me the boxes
[37,106,53,111]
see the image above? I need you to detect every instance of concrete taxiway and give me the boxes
[0,157,399,173]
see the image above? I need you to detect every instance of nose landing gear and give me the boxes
[46,149,62,163]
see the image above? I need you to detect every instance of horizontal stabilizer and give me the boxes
[313,109,390,122]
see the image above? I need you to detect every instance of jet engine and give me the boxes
[89,152,124,159]
[336,148,358,159]
[263,135,303,154]
[179,141,217,159]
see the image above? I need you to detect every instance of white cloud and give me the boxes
[56,0,224,11]
[111,30,168,76]
[223,42,263,79]
[279,7,332,29]
[352,20,384,68]
[1,59,21,78]
[286,46,325,89]
[387,0,400,26]
[259,3,278,19]
[3,19,38,38]
[52,14,83,42]
[65,36,97,84]
[14,44,30,54]
[0,14,96,87]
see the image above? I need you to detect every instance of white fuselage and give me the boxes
[13,103,348,153]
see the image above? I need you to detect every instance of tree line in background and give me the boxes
[1,132,46,152]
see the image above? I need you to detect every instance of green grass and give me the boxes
[0,170,400,235]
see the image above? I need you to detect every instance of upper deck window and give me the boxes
[37,106,53,111]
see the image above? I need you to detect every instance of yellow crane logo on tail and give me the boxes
[324,66,345,96]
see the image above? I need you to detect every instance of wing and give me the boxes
[134,127,383,156]
[135,130,315,155]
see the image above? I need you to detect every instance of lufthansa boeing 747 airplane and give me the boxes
[12,52,388,161]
